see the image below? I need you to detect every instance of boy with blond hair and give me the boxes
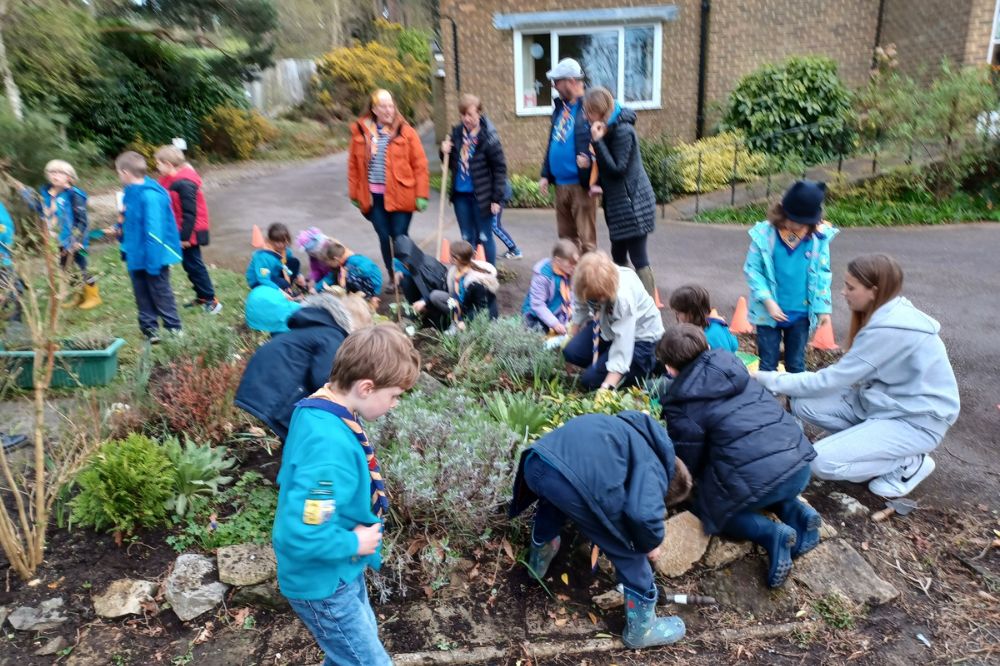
[272,324,420,665]
[155,145,221,314]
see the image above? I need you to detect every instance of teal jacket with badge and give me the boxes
[743,220,838,332]
[272,405,381,600]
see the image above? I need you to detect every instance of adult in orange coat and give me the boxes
[348,89,430,282]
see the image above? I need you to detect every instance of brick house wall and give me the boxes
[881,0,996,79]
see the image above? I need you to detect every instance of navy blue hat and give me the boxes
[781,180,826,225]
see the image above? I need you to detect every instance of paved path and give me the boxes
[201,150,999,510]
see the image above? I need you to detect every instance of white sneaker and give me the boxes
[868,454,935,498]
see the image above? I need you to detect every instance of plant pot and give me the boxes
[0,338,126,389]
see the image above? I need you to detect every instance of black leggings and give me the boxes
[610,235,649,270]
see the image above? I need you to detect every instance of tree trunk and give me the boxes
[0,0,24,121]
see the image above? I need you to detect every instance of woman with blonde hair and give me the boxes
[348,89,429,284]
[756,254,959,498]
[562,250,663,390]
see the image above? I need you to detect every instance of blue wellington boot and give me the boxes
[780,500,822,559]
[765,523,797,588]
[526,536,560,580]
[622,585,686,648]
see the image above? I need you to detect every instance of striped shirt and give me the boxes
[367,131,391,187]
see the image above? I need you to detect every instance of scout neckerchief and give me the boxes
[297,388,390,519]
[777,227,810,254]
[589,303,602,366]
[552,263,573,322]
[459,125,480,179]
[363,118,391,159]
[449,266,468,323]
[552,101,574,143]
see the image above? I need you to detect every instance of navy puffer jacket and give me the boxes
[662,349,815,534]
[510,411,676,554]
[591,107,656,242]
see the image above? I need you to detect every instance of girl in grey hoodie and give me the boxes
[756,254,959,498]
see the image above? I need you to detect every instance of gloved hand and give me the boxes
[350,199,360,208]
[416,197,428,212]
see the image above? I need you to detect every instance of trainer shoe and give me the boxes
[868,454,935,498]
[203,300,223,315]
[182,298,204,308]
[503,249,524,260]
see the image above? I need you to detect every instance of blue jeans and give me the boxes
[525,452,653,592]
[721,465,811,544]
[287,574,391,666]
[453,192,496,264]
[563,320,657,390]
[756,317,809,373]
[129,267,181,335]
[369,193,412,277]
[181,245,215,302]
[492,206,518,252]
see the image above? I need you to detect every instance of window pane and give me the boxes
[521,33,552,109]
[624,27,654,102]
[558,31,619,94]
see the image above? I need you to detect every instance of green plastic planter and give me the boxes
[1,338,126,389]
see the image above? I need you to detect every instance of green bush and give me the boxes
[0,103,94,184]
[674,131,767,193]
[162,436,236,517]
[201,106,278,160]
[71,434,175,536]
[167,472,278,552]
[722,56,856,163]
[507,174,554,208]
[640,135,685,203]
[486,392,552,443]
[541,385,659,434]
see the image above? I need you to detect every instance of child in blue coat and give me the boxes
[246,223,306,294]
[0,201,21,322]
[669,284,738,352]
[657,324,819,588]
[744,180,837,373]
[272,325,420,665]
[522,239,578,335]
[315,241,383,302]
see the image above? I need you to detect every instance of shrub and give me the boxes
[0,104,84,184]
[313,41,430,121]
[71,434,174,536]
[167,472,278,552]
[162,436,236,517]
[542,386,659,433]
[722,56,856,163]
[423,316,564,390]
[674,131,767,193]
[151,357,247,443]
[486,392,552,443]
[640,135,685,203]
[507,173,555,208]
[201,106,278,160]
[153,316,259,368]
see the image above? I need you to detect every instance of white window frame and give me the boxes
[989,0,1000,63]
[513,23,662,117]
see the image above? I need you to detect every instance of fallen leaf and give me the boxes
[422,585,434,599]
[192,621,214,645]
[588,612,598,625]
[556,594,570,602]
[554,618,568,627]
[231,607,252,627]
[501,538,515,563]
[561,573,569,585]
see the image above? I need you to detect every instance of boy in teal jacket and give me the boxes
[272,324,420,665]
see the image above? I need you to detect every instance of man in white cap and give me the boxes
[539,58,597,254]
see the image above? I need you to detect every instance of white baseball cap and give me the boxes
[546,58,584,81]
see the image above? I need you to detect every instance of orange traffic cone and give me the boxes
[475,244,486,262]
[653,287,664,309]
[251,224,266,249]
[438,238,450,263]
[729,296,754,334]
[810,319,839,350]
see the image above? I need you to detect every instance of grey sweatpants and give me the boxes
[792,389,941,482]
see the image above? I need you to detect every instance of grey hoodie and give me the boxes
[756,296,959,437]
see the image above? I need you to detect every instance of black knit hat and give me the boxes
[781,180,826,225]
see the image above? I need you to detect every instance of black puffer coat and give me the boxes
[444,115,508,219]
[591,107,656,242]
[662,349,816,535]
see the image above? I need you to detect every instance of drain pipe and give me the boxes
[442,15,461,92]
[872,0,887,68]
[696,0,711,139]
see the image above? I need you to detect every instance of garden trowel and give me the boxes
[871,497,919,522]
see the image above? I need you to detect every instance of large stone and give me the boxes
[829,492,870,517]
[8,597,69,631]
[93,579,159,618]
[702,537,754,569]
[416,371,445,395]
[592,588,623,610]
[654,511,710,577]
[217,543,277,587]
[164,553,229,622]
[791,539,899,606]
[34,636,68,656]
[700,559,802,620]
[231,580,289,610]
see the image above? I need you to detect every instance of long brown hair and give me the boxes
[768,201,814,240]
[845,254,904,349]
[449,240,490,273]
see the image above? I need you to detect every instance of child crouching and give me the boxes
[522,239,579,335]
[429,239,498,331]
[272,324,420,665]
[657,324,819,588]
[316,241,383,303]
[669,284,738,352]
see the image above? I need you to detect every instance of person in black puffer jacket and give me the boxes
[441,94,508,265]
[583,87,657,296]
[656,324,819,589]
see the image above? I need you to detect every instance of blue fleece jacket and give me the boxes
[705,318,738,352]
[272,403,381,600]
[0,202,14,267]
[316,254,384,298]
[544,98,588,186]
[22,185,89,251]
[121,177,182,275]
[246,248,295,289]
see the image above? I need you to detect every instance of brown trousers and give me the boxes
[555,185,598,253]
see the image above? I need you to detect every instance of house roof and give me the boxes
[493,5,679,31]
